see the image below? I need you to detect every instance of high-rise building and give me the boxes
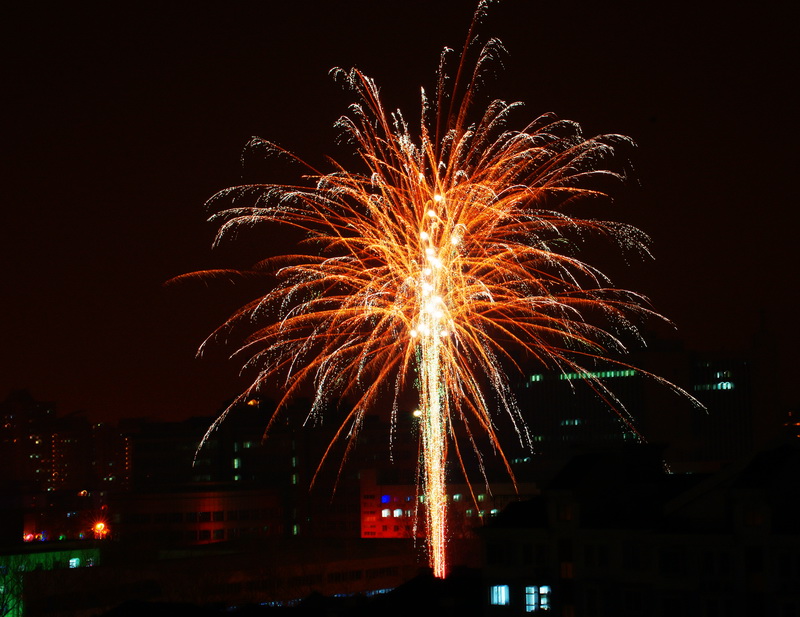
[516,344,758,474]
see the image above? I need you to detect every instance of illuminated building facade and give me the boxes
[360,469,537,541]
[0,390,126,544]
[0,544,100,617]
[0,391,132,493]
[0,390,61,491]
[111,487,285,545]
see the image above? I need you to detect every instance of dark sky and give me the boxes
[3,0,797,423]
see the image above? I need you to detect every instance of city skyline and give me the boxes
[3,0,796,424]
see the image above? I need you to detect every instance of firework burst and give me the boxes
[181,3,683,577]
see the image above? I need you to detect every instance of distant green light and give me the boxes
[559,369,636,380]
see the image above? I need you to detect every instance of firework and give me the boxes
[183,3,680,578]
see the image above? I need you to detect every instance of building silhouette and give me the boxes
[480,442,800,616]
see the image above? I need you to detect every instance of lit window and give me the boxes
[393,508,403,517]
[525,585,552,612]
[526,586,538,612]
[68,558,80,568]
[381,509,391,518]
[381,495,391,504]
[233,457,241,469]
[477,494,486,502]
[452,494,462,502]
[490,585,510,605]
[540,586,551,610]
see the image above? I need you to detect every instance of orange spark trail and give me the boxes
[179,2,695,578]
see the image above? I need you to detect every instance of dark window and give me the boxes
[660,549,687,577]
[745,547,763,573]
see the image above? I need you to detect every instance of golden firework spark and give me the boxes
[184,3,683,578]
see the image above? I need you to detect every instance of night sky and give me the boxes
[4,1,797,424]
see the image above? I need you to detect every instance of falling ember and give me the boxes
[177,2,695,578]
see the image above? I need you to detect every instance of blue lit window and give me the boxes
[381,495,391,504]
[68,558,80,568]
[540,586,551,610]
[526,586,538,611]
[490,585,510,605]
[525,585,551,611]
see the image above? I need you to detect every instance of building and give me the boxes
[517,345,759,476]
[479,442,800,616]
[0,543,100,617]
[19,540,420,617]
[112,398,363,545]
[360,468,537,541]
[0,391,124,544]
[110,486,286,547]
